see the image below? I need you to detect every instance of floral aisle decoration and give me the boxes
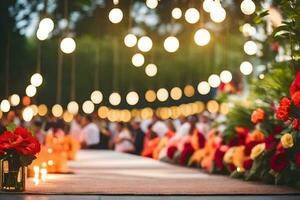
[0,126,41,191]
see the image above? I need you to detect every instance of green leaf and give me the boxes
[6,123,17,132]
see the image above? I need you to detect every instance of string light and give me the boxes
[157,88,169,102]
[170,87,182,100]
[124,33,137,47]
[25,85,37,97]
[210,4,226,23]
[60,37,76,54]
[98,106,109,118]
[243,40,258,55]
[36,28,49,41]
[22,106,34,122]
[185,8,200,24]
[30,73,43,87]
[38,104,48,116]
[164,36,179,53]
[137,36,153,52]
[67,101,79,115]
[52,104,63,118]
[126,91,139,105]
[203,0,215,13]
[0,99,10,113]
[207,100,219,113]
[39,18,54,34]
[82,100,94,114]
[63,111,73,122]
[145,64,157,77]
[109,92,121,106]
[145,90,156,102]
[197,81,211,95]
[220,70,232,83]
[184,85,195,97]
[132,53,145,67]
[109,8,123,24]
[240,61,253,75]
[90,90,103,104]
[146,0,158,9]
[194,28,211,46]
[172,8,182,19]
[208,74,221,88]
[30,104,38,116]
[241,0,256,15]
[10,94,20,106]
[242,23,256,37]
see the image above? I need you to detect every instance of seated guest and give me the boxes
[114,122,135,153]
[81,115,100,149]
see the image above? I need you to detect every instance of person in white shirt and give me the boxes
[114,123,135,153]
[70,115,83,143]
[81,115,100,149]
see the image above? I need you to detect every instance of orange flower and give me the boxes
[246,130,265,143]
[251,108,265,124]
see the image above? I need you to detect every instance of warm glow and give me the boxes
[23,106,34,122]
[208,74,221,88]
[109,8,123,24]
[132,53,145,67]
[242,23,256,37]
[203,0,215,13]
[137,36,153,52]
[244,40,258,55]
[36,28,49,41]
[39,18,54,33]
[220,70,232,83]
[172,8,182,19]
[210,5,226,23]
[240,61,253,75]
[207,100,219,113]
[109,92,121,106]
[145,90,156,102]
[90,90,103,104]
[146,0,158,9]
[82,100,95,114]
[241,0,256,15]
[30,104,38,116]
[170,87,182,100]
[157,88,169,102]
[126,91,139,105]
[63,111,73,123]
[184,85,195,97]
[220,102,230,115]
[60,37,76,54]
[98,106,109,119]
[38,104,48,116]
[52,104,63,118]
[197,81,211,95]
[30,73,43,87]
[67,101,79,115]
[10,94,20,106]
[145,64,157,77]
[164,36,179,53]
[0,99,10,113]
[25,85,37,97]
[185,8,200,24]
[194,28,211,46]
[124,33,137,47]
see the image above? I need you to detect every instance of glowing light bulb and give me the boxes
[242,23,256,37]
[146,0,158,9]
[25,85,37,97]
[132,53,145,67]
[109,8,123,24]
[164,36,179,53]
[220,70,232,83]
[67,101,79,115]
[82,100,94,114]
[203,0,215,13]
[90,90,103,104]
[126,91,139,105]
[185,8,200,24]
[210,6,226,23]
[241,0,256,15]
[38,104,48,116]
[170,87,182,100]
[0,99,10,113]
[145,64,157,77]
[39,18,54,33]
[23,106,34,122]
[30,73,43,87]
[194,28,211,46]
[60,37,76,54]
[36,28,49,41]
[208,74,221,88]
[197,81,210,95]
[172,8,182,19]
[240,61,253,75]
[157,88,169,102]
[10,94,20,106]
[145,90,156,102]
[124,33,137,47]
[109,92,121,106]
[137,36,153,52]
[244,40,257,55]
[52,104,63,117]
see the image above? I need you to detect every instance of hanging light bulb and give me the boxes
[52,104,63,118]
[185,8,200,24]
[132,53,145,67]
[23,106,34,122]
[25,85,37,97]
[220,70,232,83]
[39,18,54,33]
[91,90,103,104]
[67,101,79,115]
[197,81,211,95]
[203,0,215,13]
[241,0,256,15]
[210,4,226,23]
[172,8,182,19]
[194,28,211,46]
[164,36,179,53]
[108,8,123,24]
[126,91,139,105]
[82,100,95,114]
[30,73,43,87]
[63,111,73,123]
[208,74,221,88]
[146,0,158,9]
[145,90,156,102]
[38,104,48,116]
[137,36,153,52]
[240,61,253,75]
[243,40,258,55]
[157,88,169,102]
[30,104,38,116]
[10,94,20,106]
[124,33,137,47]
[109,92,121,106]
[242,23,256,37]
[145,64,157,77]
[0,99,10,112]
[36,28,49,41]
[60,37,76,54]
[170,87,182,100]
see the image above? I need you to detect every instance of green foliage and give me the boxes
[5,123,16,132]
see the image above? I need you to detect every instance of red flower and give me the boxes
[196,131,206,149]
[292,119,300,130]
[270,152,289,172]
[179,142,194,165]
[295,151,300,168]
[213,145,227,170]
[276,97,291,121]
[243,159,253,170]
[271,42,279,52]
[251,108,265,124]
[244,141,260,156]
[290,71,300,96]
[264,135,276,150]
[292,91,300,107]
[167,146,178,159]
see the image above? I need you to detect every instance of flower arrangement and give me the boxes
[0,125,41,191]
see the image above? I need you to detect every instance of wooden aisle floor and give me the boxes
[10,150,297,195]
